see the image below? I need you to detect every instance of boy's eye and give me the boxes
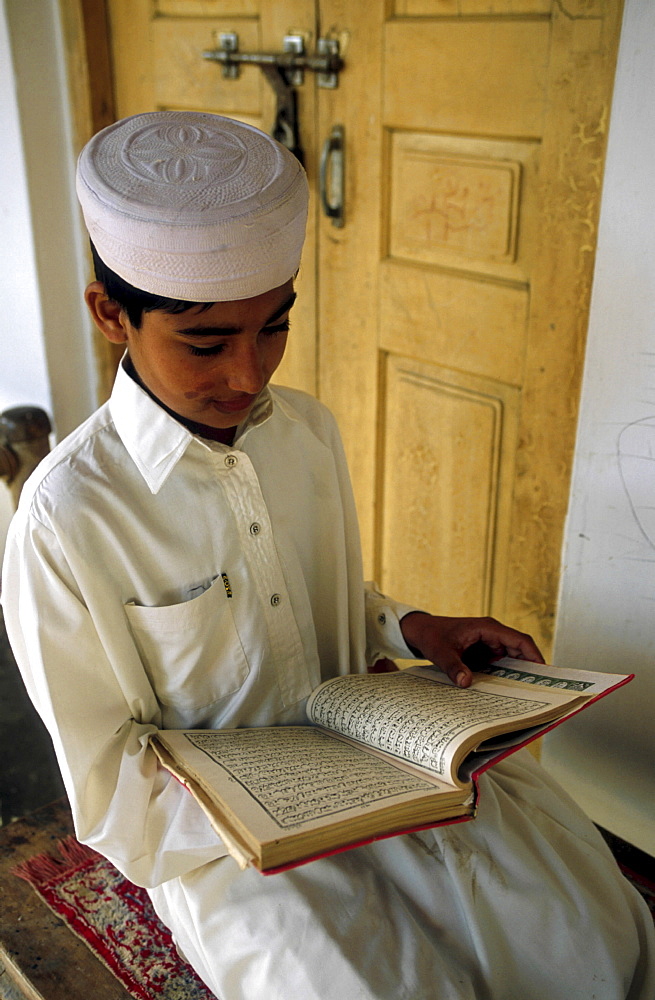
[186,343,226,357]
[185,321,289,357]
[262,320,290,337]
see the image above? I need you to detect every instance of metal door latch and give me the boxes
[203,34,343,89]
[203,34,344,163]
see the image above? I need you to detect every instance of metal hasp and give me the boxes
[203,34,344,163]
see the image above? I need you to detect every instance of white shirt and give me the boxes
[1,365,416,887]
[5,368,655,1000]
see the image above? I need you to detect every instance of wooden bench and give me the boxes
[0,799,130,999]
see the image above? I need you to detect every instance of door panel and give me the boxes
[156,1,259,14]
[384,19,550,138]
[395,1,551,13]
[153,19,264,120]
[387,132,539,285]
[379,355,519,618]
[379,261,529,388]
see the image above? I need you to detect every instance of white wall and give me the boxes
[0,0,96,561]
[542,0,655,855]
[0,2,53,416]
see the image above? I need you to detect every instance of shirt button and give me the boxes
[378,613,386,625]
[270,593,281,607]
[224,454,238,468]
[249,522,261,536]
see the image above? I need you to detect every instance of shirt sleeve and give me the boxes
[364,583,424,664]
[1,510,228,888]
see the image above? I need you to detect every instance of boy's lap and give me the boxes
[148,757,654,1000]
[149,846,479,1000]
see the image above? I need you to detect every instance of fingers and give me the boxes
[475,619,544,665]
[399,612,544,688]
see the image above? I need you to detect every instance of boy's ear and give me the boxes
[84,281,130,344]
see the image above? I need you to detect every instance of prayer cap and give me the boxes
[76,111,308,301]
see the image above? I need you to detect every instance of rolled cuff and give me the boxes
[364,583,423,665]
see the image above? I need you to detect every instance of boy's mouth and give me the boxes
[211,394,257,415]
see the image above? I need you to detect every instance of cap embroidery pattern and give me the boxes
[121,123,245,188]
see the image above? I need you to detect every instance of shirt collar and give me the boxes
[109,362,273,494]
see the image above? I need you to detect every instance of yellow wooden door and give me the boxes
[87,0,622,656]
[315,0,623,656]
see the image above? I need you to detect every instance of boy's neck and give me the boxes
[123,356,236,445]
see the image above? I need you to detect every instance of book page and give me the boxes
[306,671,579,781]
[476,656,629,696]
[177,727,451,833]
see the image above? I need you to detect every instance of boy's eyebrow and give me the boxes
[176,292,297,338]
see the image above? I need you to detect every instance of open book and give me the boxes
[150,658,631,874]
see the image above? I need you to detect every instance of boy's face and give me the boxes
[96,280,295,436]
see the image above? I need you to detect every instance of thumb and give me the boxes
[430,649,473,688]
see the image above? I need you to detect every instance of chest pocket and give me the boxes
[124,576,249,713]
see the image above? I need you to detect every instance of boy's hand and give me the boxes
[400,612,544,688]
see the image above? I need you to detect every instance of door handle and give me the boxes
[320,125,345,228]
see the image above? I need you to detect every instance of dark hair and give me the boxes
[90,242,213,328]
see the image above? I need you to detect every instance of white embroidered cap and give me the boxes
[76,111,308,301]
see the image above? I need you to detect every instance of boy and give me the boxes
[2,112,653,999]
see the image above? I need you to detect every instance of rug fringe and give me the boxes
[12,835,102,887]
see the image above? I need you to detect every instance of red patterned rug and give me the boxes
[12,836,216,1000]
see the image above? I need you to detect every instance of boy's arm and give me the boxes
[363,585,542,685]
[2,512,228,888]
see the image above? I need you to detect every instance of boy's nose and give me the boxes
[226,343,266,395]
